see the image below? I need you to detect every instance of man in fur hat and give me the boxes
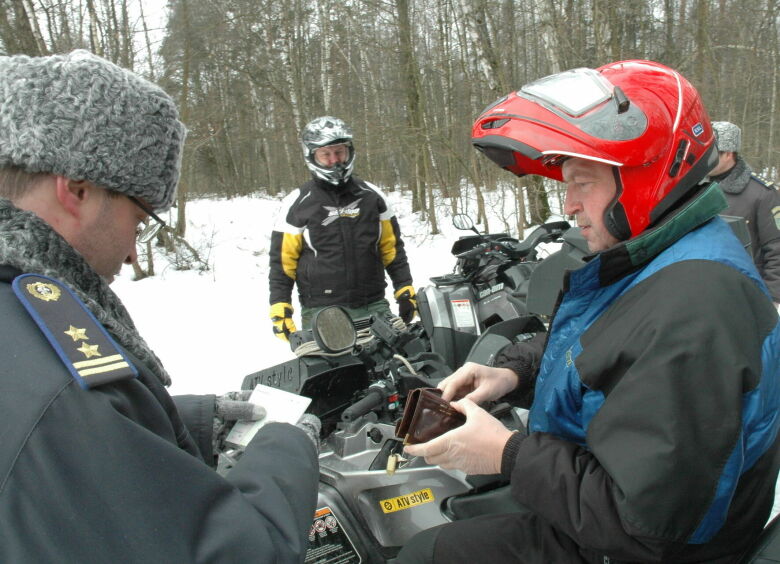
[710,121,780,307]
[0,50,318,562]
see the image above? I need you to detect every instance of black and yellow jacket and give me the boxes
[269,176,413,308]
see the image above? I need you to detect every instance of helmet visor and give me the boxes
[519,68,648,142]
[521,68,613,117]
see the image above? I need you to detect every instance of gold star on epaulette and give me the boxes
[77,343,101,359]
[64,325,88,341]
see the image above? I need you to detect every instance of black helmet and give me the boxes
[300,116,355,185]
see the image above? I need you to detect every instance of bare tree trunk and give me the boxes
[139,1,156,79]
[175,0,192,237]
[0,0,44,55]
[21,0,47,54]
[455,0,507,95]
[396,0,426,214]
[85,0,103,56]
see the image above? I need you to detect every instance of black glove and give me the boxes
[394,285,417,323]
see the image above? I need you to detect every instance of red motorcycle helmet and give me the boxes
[471,60,718,240]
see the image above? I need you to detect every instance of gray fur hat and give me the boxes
[712,121,742,153]
[0,50,185,211]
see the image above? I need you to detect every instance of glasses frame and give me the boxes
[128,196,167,244]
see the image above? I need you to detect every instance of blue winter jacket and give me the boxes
[502,183,780,562]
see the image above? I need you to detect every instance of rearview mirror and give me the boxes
[452,213,475,231]
[311,306,357,354]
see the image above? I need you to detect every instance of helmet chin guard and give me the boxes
[301,116,356,185]
[472,60,717,240]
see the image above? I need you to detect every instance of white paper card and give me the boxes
[225,384,312,448]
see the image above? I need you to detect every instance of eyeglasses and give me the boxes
[128,196,167,244]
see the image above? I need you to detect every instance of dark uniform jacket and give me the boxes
[713,157,780,302]
[0,265,318,563]
[498,185,780,563]
[269,176,412,308]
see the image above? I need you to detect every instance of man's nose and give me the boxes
[563,191,579,215]
[125,245,138,265]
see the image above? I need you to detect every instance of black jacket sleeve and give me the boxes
[495,333,545,408]
[754,186,780,301]
[0,305,319,564]
[173,393,217,466]
[382,215,413,291]
[269,190,303,306]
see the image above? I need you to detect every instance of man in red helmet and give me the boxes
[399,61,780,563]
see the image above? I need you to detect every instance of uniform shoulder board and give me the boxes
[12,273,138,389]
[752,173,776,190]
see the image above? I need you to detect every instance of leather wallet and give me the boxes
[395,388,466,445]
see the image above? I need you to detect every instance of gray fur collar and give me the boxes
[713,157,752,194]
[0,198,171,386]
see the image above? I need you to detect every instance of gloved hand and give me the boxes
[212,390,267,463]
[404,398,513,475]
[394,285,417,323]
[215,389,267,421]
[296,413,322,454]
[270,302,296,341]
[438,361,519,404]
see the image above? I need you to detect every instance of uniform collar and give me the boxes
[709,157,752,195]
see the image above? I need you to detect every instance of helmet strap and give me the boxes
[604,167,632,241]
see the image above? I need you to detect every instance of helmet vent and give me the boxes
[482,118,510,130]
[614,86,630,114]
[668,139,689,177]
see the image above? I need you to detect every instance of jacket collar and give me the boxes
[585,182,727,287]
[312,175,363,196]
[710,157,752,194]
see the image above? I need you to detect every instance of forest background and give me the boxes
[1,0,779,244]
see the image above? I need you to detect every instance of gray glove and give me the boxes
[213,390,267,459]
[215,390,267,421]
[296,413,322,454]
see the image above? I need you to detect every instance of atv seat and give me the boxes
[739,514,780,563]
[444,483,530,521]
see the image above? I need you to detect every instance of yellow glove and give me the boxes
[394,285,417,323]
[270,302,296,341]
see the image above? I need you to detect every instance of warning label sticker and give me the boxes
[379,488,435,514]
[304,507,361,564]
[450,299,475,328]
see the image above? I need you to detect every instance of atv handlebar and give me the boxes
[341,385,387,422]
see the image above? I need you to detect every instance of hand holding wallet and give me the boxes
[394,388,466,445]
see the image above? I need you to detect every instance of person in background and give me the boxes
[0,50,318,563]
[268,116,415,339]
[399,61,780,563]
[710,120,780,307]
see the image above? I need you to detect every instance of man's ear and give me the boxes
[54,177,92,218]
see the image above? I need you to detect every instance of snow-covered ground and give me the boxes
[112,190,779,522]
[112,190,467,396]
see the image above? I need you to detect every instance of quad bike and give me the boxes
[240,307,542,563]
